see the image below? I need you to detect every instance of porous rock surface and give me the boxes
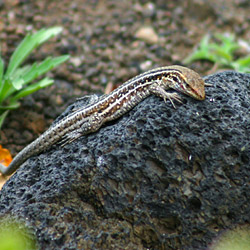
[0,71,249,250]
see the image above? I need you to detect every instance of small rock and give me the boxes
[70,57,82,67]
[139,60,152,71]
[135,26,159,44]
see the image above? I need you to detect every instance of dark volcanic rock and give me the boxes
[0,71,250,250]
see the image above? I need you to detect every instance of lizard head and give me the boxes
[167,65,206,101]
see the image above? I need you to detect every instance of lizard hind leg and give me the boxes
[58,118,103,147]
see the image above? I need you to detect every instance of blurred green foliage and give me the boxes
[210,226,250,250]
[184,33,250,73]
[0,219,37,250]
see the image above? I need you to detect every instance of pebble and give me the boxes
[140,60,153,71]
[135,26,159,44]
[70,57,82,67]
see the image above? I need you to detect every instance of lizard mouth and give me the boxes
[194,86,206,100]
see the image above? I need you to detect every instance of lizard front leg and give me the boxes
[149,83,182,108]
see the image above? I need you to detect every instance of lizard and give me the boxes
[0,65,205,176]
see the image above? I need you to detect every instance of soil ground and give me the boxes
[0,0,249,187]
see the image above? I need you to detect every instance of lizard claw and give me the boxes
[163,92,182,108]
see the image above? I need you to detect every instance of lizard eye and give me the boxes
[172,76,179,83]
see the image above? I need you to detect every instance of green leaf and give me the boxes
[214,33,239,54]
[234,55,250,67]
[32,26,62,44]
[5,27,63,78]
[199,34,211,49]
[210,45,232,63]
[184,50,217,64]
[0,110,9,129]
[10,77,54,101]
[183,35,218,64]
[11,65,33,90]
[25,55,69,80]
[12,55,69,90]
[38,55,69,73]
[0,66,32,103]
[0,57,5,103]
[230,56,250,73]
[0,56,4,85]
[0,102,20,111]
[2,55,68,101]
[0,78,13,104]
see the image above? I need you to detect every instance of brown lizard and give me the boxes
[0,65,205,176]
